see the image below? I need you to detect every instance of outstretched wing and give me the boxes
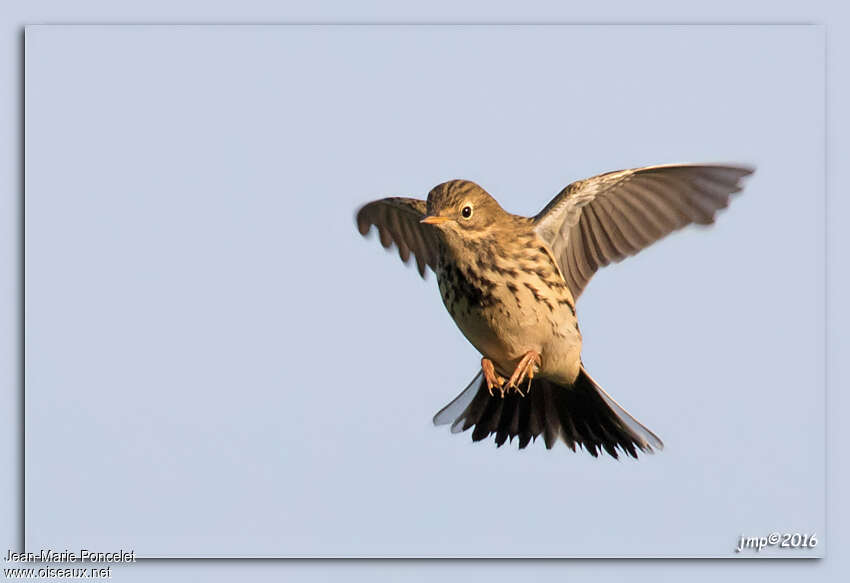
[534,163,754,299]
[356,197,439,277]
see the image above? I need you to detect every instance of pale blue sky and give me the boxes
[24,24,824,558]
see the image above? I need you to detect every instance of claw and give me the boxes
[482,354,540,398]
[481,357,502,397]
[505,351,541,396]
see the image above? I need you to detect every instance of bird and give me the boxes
[355,163,754,458]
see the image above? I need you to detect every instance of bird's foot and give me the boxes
[505,351,542,396]
[481,357,506,397]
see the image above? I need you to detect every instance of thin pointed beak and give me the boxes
[421,215,451,225]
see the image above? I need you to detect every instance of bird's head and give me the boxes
[421,180,508,240]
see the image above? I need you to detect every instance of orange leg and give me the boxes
[481,357,506,397]
[505,351,542,396]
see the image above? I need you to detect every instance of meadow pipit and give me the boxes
[356,164,753,458]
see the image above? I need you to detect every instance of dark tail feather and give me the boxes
[433,366,663,459]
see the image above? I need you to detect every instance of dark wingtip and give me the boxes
[355,207,372,236]
[714,163,755,176]
[416,257,428,278]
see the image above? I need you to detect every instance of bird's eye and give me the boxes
[461,205,473,219]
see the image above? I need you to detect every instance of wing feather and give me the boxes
[594,194,647,250]
[535,164,754,299]
[591,199,631,257]
[356,197,439,278]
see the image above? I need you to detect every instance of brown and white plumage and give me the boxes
[355,164,754,458]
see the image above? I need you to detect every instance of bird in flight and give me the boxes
[356,164,753,458]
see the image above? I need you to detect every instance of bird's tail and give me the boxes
[432,366,663,459]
